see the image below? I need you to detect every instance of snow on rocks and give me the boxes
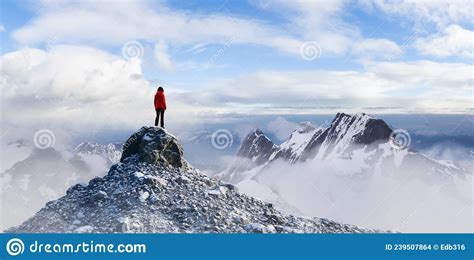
[7,127,381,234]
[138,191,149,203]
[74,225,94,233]
[134,172,145,178]
[206,186,228,197]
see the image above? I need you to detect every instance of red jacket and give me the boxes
[154,90,167,110]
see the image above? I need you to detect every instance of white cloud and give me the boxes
[11,0,306,57]
[10,0,402,61]
[239,158,473,232]
[361,0,474,29]
[253,0,356,55]
[362,60,473,107]
[1,45,471,133]
[359,1,473,59]
[252,0,402,59]
[175,60,473,114]
[0,25,5,32]
[0,46,195,131]
[153,41,175,72]
[0,45,246,131]
[265,117,297,141]
[352,38,403,59]
[415,24,474,59]
[364,60,472,91]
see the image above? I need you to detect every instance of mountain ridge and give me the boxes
[216,113,471,231]
[74,142,123,165]
[216,110,467,184]
[7,126,380,233]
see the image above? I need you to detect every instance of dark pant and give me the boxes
[155,109,165,128]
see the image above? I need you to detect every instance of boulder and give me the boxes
[121,127,189,170]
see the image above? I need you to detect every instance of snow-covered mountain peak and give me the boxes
[279,122,321,162]
[236,129,278,163]
[296,121,317,133]
[216,113,471,233]
[247,129,266,139]
[7,126,376,234]
[74,141,123,164]
[226,113,394,168]
[330,112,391,144]
[224,112,467,178]
[298,112,392,160]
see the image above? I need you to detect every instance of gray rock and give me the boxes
[121,127,189,170]
[7,127,385,234]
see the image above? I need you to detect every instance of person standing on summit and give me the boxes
[154,86,167,128]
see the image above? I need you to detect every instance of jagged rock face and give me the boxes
[236,130,280,166]
[121,127,189,170]
[7,128,376,234]
[219,130,280,183]
[278,122,323,163]
[223,130,281,181]
[301,112,392,160]
[353,116,392,144]
[228,113,394,170]
[330,112,392,146]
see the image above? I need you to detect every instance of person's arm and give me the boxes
[154,94,157,109]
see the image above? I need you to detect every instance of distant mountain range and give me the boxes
[1,113,471,232]
[217,113,472,232]
[0,141,123,230]
[220,112,468,183]
[180,130,240,172]
[74,141,123,165]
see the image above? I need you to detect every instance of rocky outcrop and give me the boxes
[120,127,189,171]
[7,126,376,233]
[236,129,280,166]
[300,112,392,160]
[223,129,281,180]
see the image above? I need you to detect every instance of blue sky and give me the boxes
[0,0,473,132]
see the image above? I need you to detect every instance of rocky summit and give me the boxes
[7,126,378,233]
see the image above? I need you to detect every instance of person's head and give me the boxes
[158,86,164,92]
